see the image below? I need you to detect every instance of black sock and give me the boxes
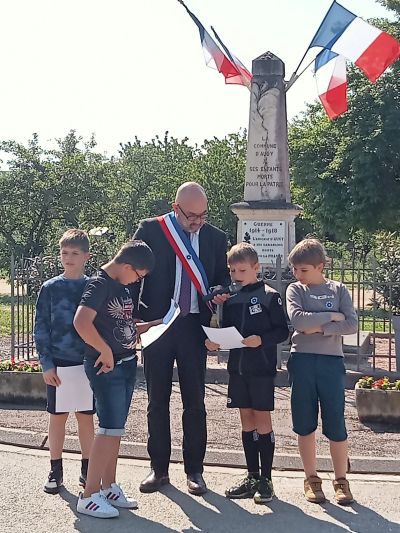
[50,458,63,471]
[81,458,89,477]
[242,430,260,476]
[258,432,275,480]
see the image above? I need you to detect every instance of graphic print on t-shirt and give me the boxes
[108,295,137,350]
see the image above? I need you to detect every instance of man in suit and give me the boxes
[133,182,229,495]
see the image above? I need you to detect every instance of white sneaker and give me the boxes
[77,491,119,518]
[101,483,138,509]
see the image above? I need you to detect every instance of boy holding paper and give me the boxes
[205,242,288,504]
[74,240,158,519]
[34,229,94,495]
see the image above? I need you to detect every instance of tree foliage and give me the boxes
[0,130,246,272]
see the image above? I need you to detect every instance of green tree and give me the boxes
[0,131,108,269]
[191,131,247,245]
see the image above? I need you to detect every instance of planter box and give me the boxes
[355,383,400,424]
[0,371,46,405]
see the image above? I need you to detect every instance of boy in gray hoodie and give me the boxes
[286,238,357,506]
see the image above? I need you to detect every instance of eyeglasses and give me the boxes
[177,204,208,223]
[133,269,146,282]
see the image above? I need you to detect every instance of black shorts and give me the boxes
[46,358,96,415]
[227,374,275,411]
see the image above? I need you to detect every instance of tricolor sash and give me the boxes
[157,212,212,307]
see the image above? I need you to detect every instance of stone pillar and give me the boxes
[231,52,302,268]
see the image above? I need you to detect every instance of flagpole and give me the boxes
[285,57,316,91]
[286,0,337,90]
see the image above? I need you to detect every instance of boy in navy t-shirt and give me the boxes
[74,240,159,519]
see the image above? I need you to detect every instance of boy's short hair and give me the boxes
[115,240,155,272]
[59,229,90,253]
[288,238,327,267]
[227,242,259,266]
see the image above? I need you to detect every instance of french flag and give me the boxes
[310,1,400,83]
[178,0,251,89]
[211,26,252,90]
[314,50,347,119]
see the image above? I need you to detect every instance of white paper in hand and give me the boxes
[55,365,94,413]
[202,326,244,350]
[141,299,180,348]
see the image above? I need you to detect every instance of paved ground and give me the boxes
[0,382,399,461]
[1,443,400,533]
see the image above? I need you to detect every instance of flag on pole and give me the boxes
[314,50,347,119]
[309,1,400,83]
[178,0,251,89]
[211,26,252,90]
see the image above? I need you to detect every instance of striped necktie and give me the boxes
[179,231,192,317]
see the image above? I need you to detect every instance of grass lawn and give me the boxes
[0,295,33,337]
[0,295,12,336]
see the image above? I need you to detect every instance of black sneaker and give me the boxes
[44,467,63,494]
[253,477,274,504]
[225,476,259,499]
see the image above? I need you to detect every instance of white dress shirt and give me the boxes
[173,229,200,314]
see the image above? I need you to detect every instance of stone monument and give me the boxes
[231,52,302,267]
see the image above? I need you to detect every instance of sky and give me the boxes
[0,0,394,159]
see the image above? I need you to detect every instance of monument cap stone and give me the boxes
[252,52,285,77]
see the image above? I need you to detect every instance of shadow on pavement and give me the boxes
[323,501,400,533]
[163,485,350,533]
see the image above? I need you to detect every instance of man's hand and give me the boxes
[211,293,230,305]
[210,285,230,305]
[95,346,114,375]
[43,368,61,387]
[331,312,345,322]
[242,335,262,348]
[205,339,220,351]
[136,319,163,335]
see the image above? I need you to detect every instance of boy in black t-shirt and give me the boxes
[205,243,288,504]
[74,240,159,519]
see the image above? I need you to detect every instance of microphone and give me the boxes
[202,282,243,302]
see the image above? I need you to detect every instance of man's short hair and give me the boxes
[288,238,327,267]
[227,242,259,266]
[115,240,155,272]
[59,229,90,253]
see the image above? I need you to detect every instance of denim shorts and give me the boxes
[287,352,347,442]
[84,357,137,436]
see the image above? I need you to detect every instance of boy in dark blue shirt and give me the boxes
[34,229,94,494]
[206,243,288,504]
[74,240,158,519]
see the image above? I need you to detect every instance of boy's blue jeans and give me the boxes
[84,357,137,436]
[287,352,347,442]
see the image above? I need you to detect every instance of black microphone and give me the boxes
[202,282,243,302]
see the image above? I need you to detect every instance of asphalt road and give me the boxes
[1,444,399,533]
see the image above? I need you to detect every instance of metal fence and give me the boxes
[7,251,400,375]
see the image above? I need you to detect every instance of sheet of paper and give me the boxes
[202,326,244,350]
[141,299,180,349]
[55,365,94,413]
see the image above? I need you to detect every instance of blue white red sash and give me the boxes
[157,212,212,307]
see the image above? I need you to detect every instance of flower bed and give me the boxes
[0,360,42,372]
[355,376,400,424]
